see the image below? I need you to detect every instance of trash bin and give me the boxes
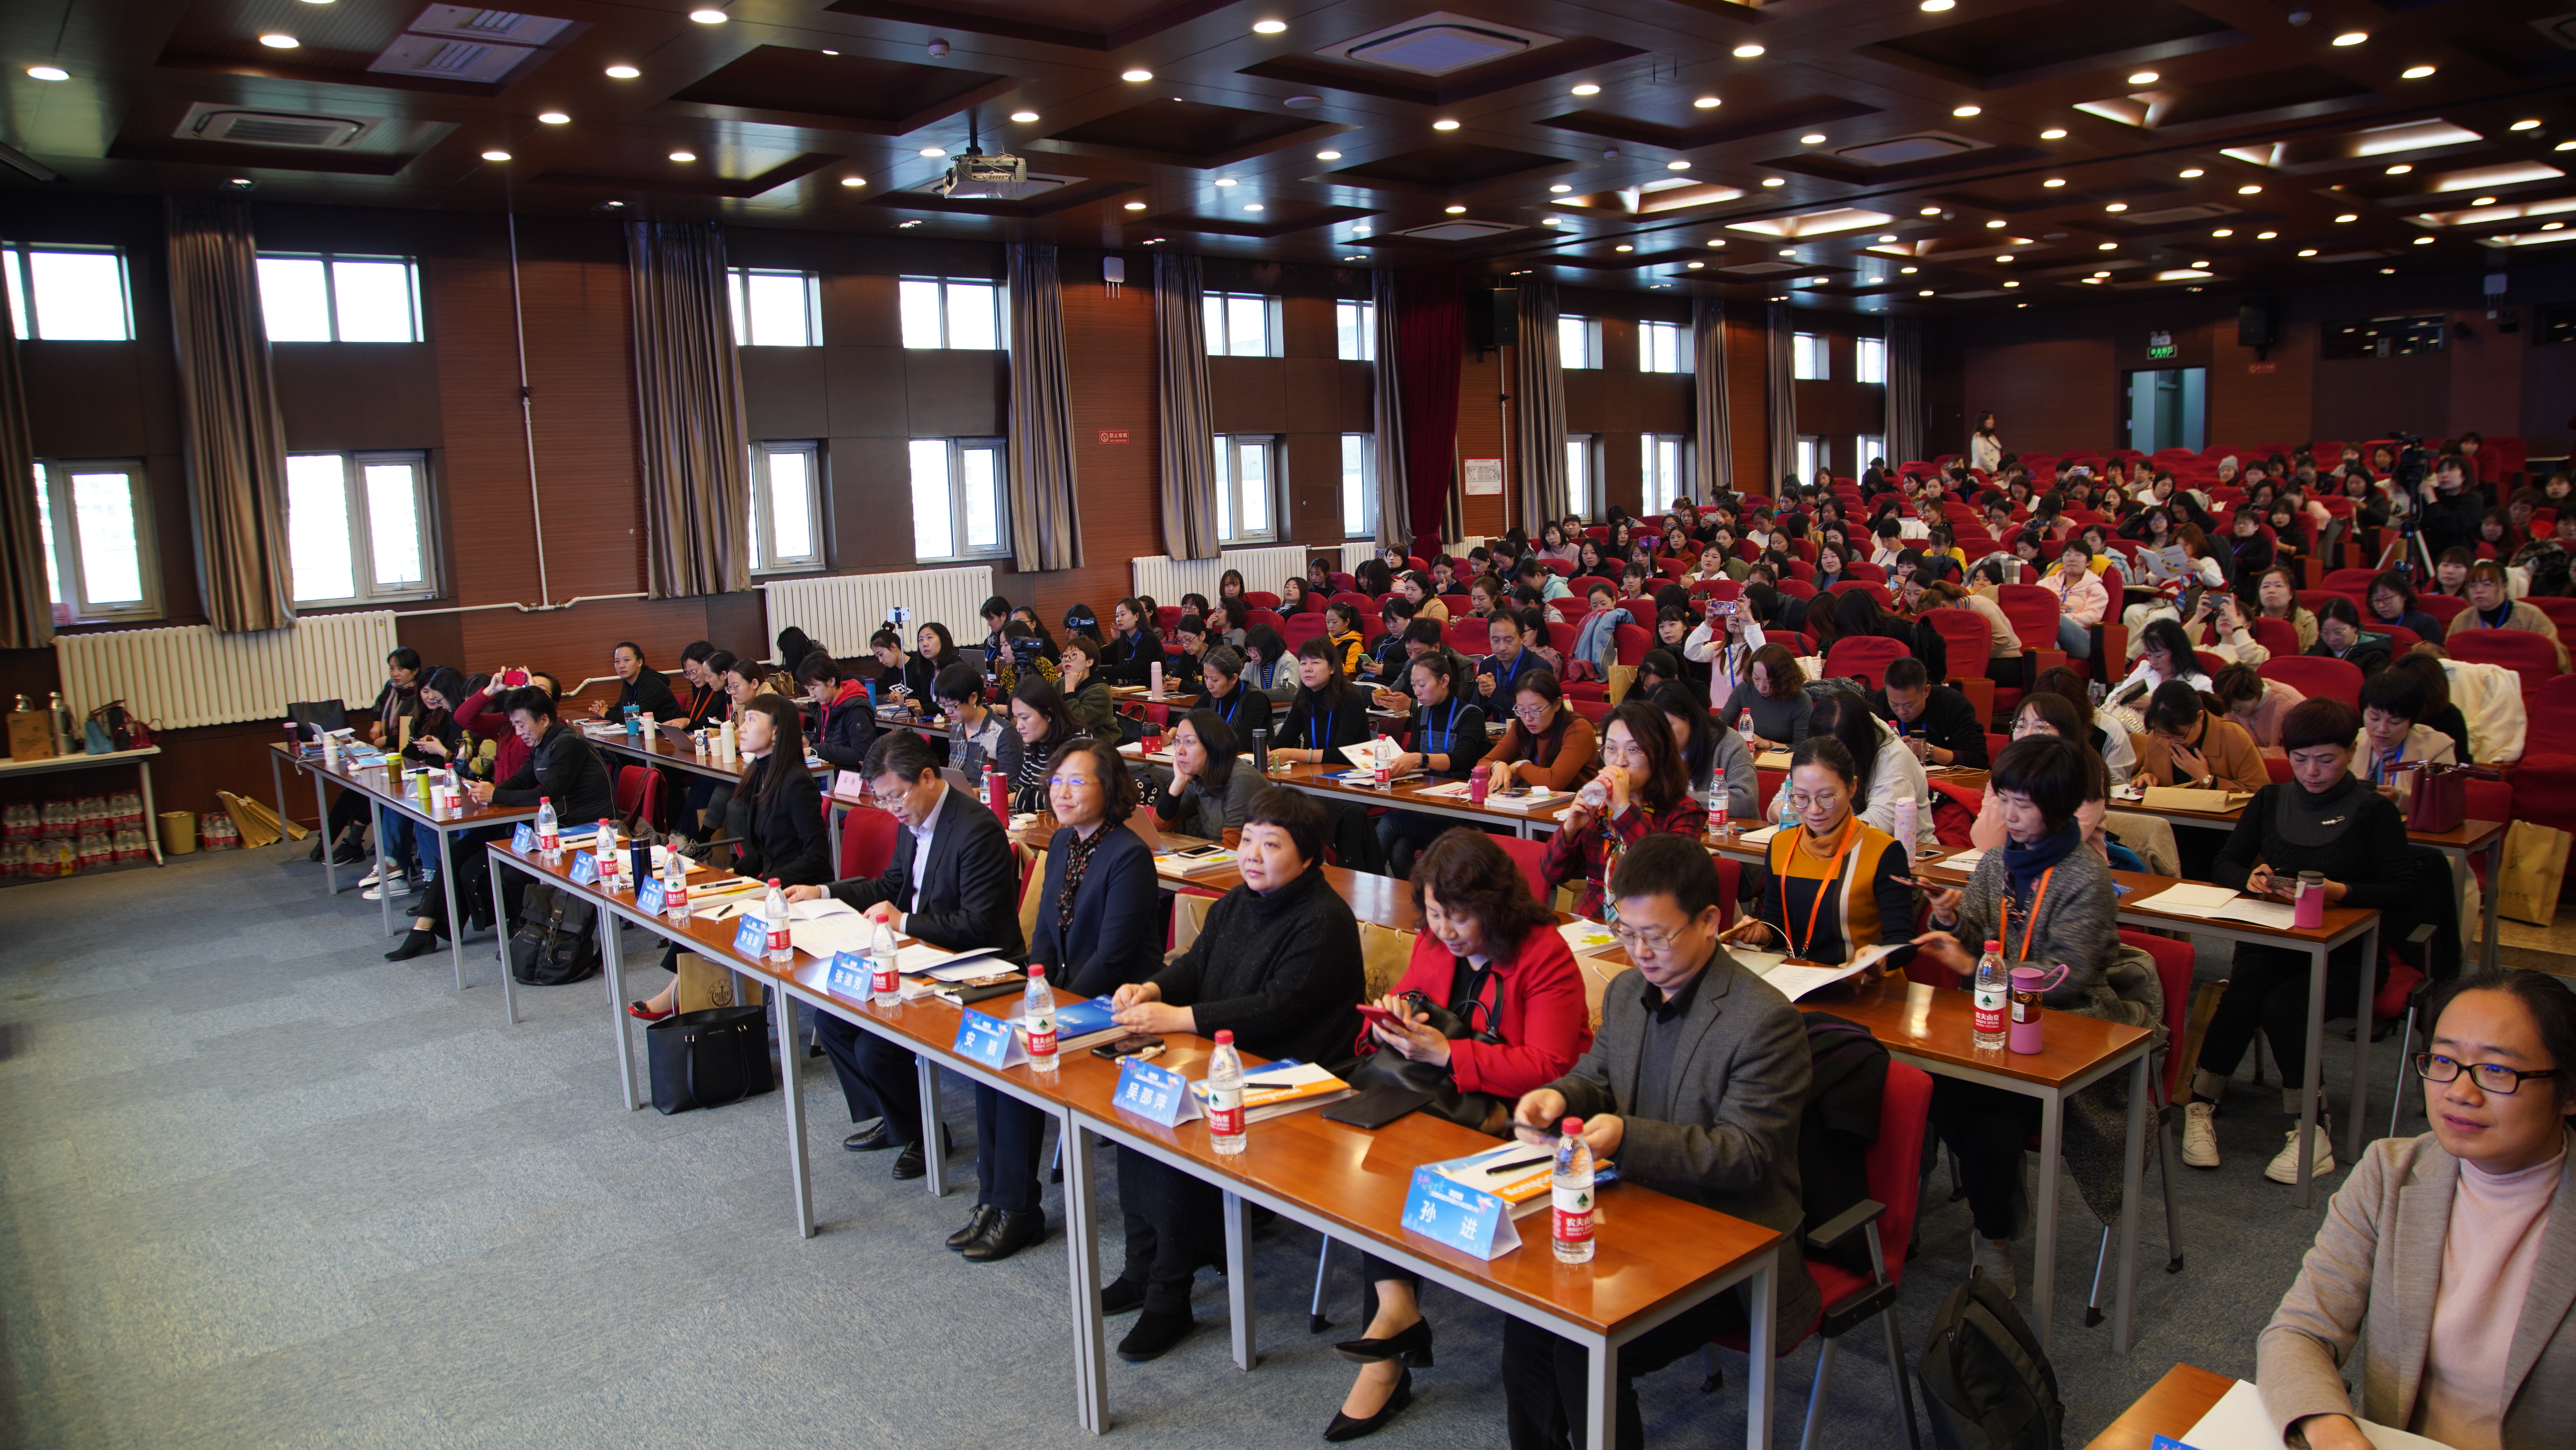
[158,810,198,855]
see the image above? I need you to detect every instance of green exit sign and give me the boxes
[2147,329,2176,360]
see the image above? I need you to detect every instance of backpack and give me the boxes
[1918,1267,2065,1450]
[507,881,600,986]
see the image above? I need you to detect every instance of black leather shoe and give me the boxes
[843,1122,893,1152]
[892,1142,928,1180]
[1101,1278,1146,1315]
[1324,1368,1414,1441]
[384,929,439,962]
[1334,1317,1434,1367]
[961,1208,1046,1263]
[331,840,368,866]
[946,1204,997,1251]
[1116,1308,1194,1362]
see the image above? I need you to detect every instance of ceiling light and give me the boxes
[1253,19,1287,33]
[689,7,727,21]
[2509,119,2540,132]
[1010,110,1039,123]
[1984,218,2006,228]
[1762,177,1785,186]
[1667,160,1691,171]
[1445,205,1466,214]
[2098,242,2117,250]
[2256,230,2277,239]
[1954,105,1982,118]
[2083,277,2102,284]
[2387,164,2413,175]
[1120,201,1147,211]
[1121,68,1153,81]
[1570,83,1599,96]
[2559,142,2576,152]
[2548,222,2568,231]
[258,33,299,48]
[539,111,570,124]
[1316,150,1342,160]
[2042,177,2065,187]
[2413,235,2434,244]
[670,150,696,161]
[1800,133,1827,145]
[1705,239,1722,247]
[1733,44,1764,58]
[1693,96,1721,109]
[1899,265,1918,273]
[481,149,511,161]
[604,64,640,79]
[2003,280,2018,287]
[2213,228,2235,237]
[1549,183,1572,193]
[1877,234,1898,242]
[1345,255,1365,261]
[1921,206,1940,216]
[2178,168,2204,178]
[1686,261,1705,269]
[2335,213,2358,223]
[2473,196,2497,206]
[2297,248,2318,256]
[1778,247,1797,256]
[1243,204,1263,212]
[2380,267,2396,273]
[2401,64,2435,78]
[1432,118,1460,130]
[898,219,924,229]
[1614,245,1633,253]
[2237,184,2262,194]
[1923,0,1955,9]
[2093,270,2110,277]
[1995,254,2014,262]
[1541,217,1562,225]
[1213,177,1236,186]
[821,50,836,55]
[2041,127,2068,140]
[25,64,67,80]
[919,147,948,157]
[1919,289,1933,296]
[841,177,864,187]
[2332,31,2368,46]
[2127,71,2158,85]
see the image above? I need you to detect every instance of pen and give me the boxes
[1480,1154,1553,1177]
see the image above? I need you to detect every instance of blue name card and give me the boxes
[636,879,665,915]
[1113,1056,1202,1127]
[953,1010,1030,1070]
[1401,1167,1522,1260]
[568,852,600,887]
[825,950,874,998]
[732,915,771,960]
[511,823,534,853]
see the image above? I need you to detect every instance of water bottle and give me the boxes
[535,796,559,857]
[1251,727,1271,774]
[1205,1029,1246,1155]
[1892,792,1917,855]
[1775,786,1797,835]
[1551,1120,1597,1265]
[761,878,792,962]
[983,765,1009,825]
[1738,709,1756,740]
[1973,939,2008,1050]
[593,819,618,888]
[869,919,900,1005]
[1022,965,1059,1073]
[661,845,689,921]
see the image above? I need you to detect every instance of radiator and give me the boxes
[762,567,997,659]
[52,611,402,730]
[1130,545,1319,604]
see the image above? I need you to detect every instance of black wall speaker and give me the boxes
[1468,287,1519,351]
[2237,296,2278,349]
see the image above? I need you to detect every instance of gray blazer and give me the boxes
[1546,951,1822,1346]
[2259,1131,2576,1450]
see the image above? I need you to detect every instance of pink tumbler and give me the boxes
[2292,871,2325,929]
[2007,964,2068,1055]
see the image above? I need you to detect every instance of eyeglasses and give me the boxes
[1610,924,1686,954]
[869,789,910,809]
[1785,792,1845,810]
[2411,1053,2564,1095]
[1512,702,1553,720]
[1047,775,1094,790]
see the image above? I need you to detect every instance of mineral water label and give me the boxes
[1024,1010,1056,1059]
[869,956,898,995]
[1973,985,2006,1035]
[1204,1087,1244,1137]
[765,921,791,956]
[1553,1184,1597,1243]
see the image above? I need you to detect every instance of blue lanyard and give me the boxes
[1424,697,1463,756]
[1492,649,1529,692]
[1216,689,1241,727]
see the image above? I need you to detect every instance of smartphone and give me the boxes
[501,668,530,688]
[1356,1004,1411,1031]
[1170,843,1226,860]
[1091,1033,1164,1060]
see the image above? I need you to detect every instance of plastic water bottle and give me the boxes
[1892,792,1918,855]
[1775,786,1797,835]
[1205,1029,1246,1155]
[1551,1119,1597,1264]
[593,819,618,888]
[1022,964,1059,1074]
[1738,709,1757,740]
[868,919,900,1005]
[1973,939,2008,1050]
[535,796,559,857]
[661,845,689,921]
[762,878,792,963]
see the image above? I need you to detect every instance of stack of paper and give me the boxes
[1487,787,1568,813]
[1736,824,1787,845]
[785,898,872,955]
[2183,1378,2446,1450]
[1558,919,1622,956]
[2135,882,2241,918]
[1430,1142,1558,1219]
[1932,848,1987,874]
[1191,1061,1351,1121]
[1154,848,1239,877]
[1738,942,1905,1001]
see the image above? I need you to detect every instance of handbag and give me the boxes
[2398,762,2469,834]
[506,881,600,986]
[645,1004,774,1114]
[1345,962,1509,1133]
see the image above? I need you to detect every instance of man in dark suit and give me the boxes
[1870,656,1990,768]
[786,729,1024,1180]
[1503,835,1819,1450]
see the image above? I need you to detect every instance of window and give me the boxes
[1854,336,1886,384]
[3,244,133,341]
[1792,332,1828,380]
[1336,299,1376,361]
[256,254,422,342]
[2321,314,2445,360]
[1558,315,1598,368]
[728,268,822,347]
[1565,434,1600,519]
[1213,434,1281,543]
[1641,435,1689,516]
[1638,320,1688,374]
[1854,436,1886,474]
[284,451,437,606]
[1203,292,1279,357]
[1340,433,1377,538]
[749,441,824,575]
[31,460,159,621]
[1794,436,1826,487]
[908,437,1006,562]
[898,276,1000,350]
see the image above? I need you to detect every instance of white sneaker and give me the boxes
[358,865,395,888]
[2264,1119,2337,1185]
[362,872,407,900]
[2181,1102,2220,1168]
[1971,1236,2017,1299]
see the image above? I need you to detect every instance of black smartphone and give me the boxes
[1091,1033,1165,1060]
[1170,843,1225,859]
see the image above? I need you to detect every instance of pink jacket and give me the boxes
[2037,563,2108,627]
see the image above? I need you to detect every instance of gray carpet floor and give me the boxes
[1,846,2385,1449]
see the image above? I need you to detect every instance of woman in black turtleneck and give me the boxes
[2183,697,2416,1184]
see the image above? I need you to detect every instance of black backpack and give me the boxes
[1918,1267,2064,1450]
[507,881,600,986]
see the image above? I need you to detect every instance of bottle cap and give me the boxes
[1214,1029,1234,1044]
[1985,939,2001,951]
[1561,1116,1582,1133]
[768,877,781,886]
[1029,964,1045,979]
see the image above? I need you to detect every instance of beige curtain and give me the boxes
[166,198,294,633]
[1153,252,1217,561]
[1886,317,1924,467]
[0,325,49,649]
[1006,244,1082,572]
[1693,298,1733,497]
[1766,303,1799,491]
[1512,280,1566,528]
[1369,269,1406,548]
[627,220,750,599]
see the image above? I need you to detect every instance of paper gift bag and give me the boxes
[675,951,764,1012]
[7,710,52,761]
[2496,820,2573,926]
[1605,663,1636,706]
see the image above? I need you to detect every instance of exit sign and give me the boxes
[1098,429,1129,445]
[2146,328,2176,360]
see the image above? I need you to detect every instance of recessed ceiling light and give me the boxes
[1921,206,1940,216]
[2178,168,2204,179]
[1541,217,1562,225]
[1778,247,1797,257]
[2041,127,2068,140]
[1877,234,1898,242]
[1345,255,1365,261]
[841,177,865,187]
[2098,241,2117,250]
[1445,205,1467,214]
[2380,267,2396,273]
[1119,201,1147,212]
[2297,248,2318,256]
[2387,164,2413,175]
[1707,240,1723,246]
[2510,119,2541,132]
[1121,68,1153,81]
[2333,31,2368,46]
[1899,265,1918,273]
[2334,213,2357,223]
[1549,183,1572,193]
[2256,230,2277,239]
[1213,177,1237,187]
[25,64,68,81]
[820,50,837,56]
[2237,184,2262,194]
[1614,244,1633,252]
[1243,204,1263,212]
[1667,160,1690,171]
[2401,65,2435,79]
[1919,289,1933,296]
[1953,105,1981,118]
[920,147,948,157]
[1762,177,1785,186]
[1995,254,2013,262]
[1570,83,1600,96]
[1010,110,1039,123]
[2127,71,2157,85]
[1922,0,1954,9]
[1800,133,1827,144]
[2559,141,2576,152]
[1984,218,2005,228]
[2212,228,2235,237]
[1686,261,1705,269]
[258,33,299,48]
[1316,150,1342,161]
[2003,280,2019,287]
[898,219,924,229]
[1432,118,1459,130]
[539,111,569,124]
[604,64,640,79]
[1253,19,1287,33]
[481,149,511,161]
[2042,177,2066,187]
[2092,270,2110,277]
[670,150,696,161]
[1733,44,1764,58]
[2472,196,2497,206]
[688,7,726,21]
[1693,96,1721,109]
[2548,223,2568,231]
[2413,235,2434,244]
[2083,277,2102,284]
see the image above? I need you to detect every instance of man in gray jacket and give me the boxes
[1503,834,1820,1450]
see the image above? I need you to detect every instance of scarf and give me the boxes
[2003,820,2082,896]
[1054,823,1106,925]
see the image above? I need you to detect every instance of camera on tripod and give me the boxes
[2390,433,2431,494]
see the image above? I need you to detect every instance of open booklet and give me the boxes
[1729,943,1908,1001]
[2179,1378,2446,1450]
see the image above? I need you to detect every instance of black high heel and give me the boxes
[1333,1316,1432,1367]
[385,929,439,961]
[1323,1367,1413,1442]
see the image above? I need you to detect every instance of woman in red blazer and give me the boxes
[1322,828,1593,1442]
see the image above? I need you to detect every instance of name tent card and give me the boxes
[1113,1056,1201,1127]
[953,1010,1031,1069]
[636,879,665,916]
[511,823,535,853]
[731,916,769,960]
[568,852,600,887]
[825,950,873,998]
[1401,1167,1521,1260]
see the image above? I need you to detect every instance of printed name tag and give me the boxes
[569,852,600,886]
[833,769,869,801]
[732,916,769,959]
[825,950,873,998]
[1401,1167,1521,1260]
[637,879,665,915]
[953,1010,1031,1069]
[511,823,535,853]
[1113,1056,1202,1127]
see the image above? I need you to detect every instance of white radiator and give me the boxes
[1130,545,1319,604]
[52,611,401,730]
[762,567,997,658]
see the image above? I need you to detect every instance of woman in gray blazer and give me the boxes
[1152,709,1263,843]
[2259,969,2576,1450]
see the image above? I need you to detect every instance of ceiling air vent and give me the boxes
[370,35,540,83]
[1391,218,1518,241]
[187,109,373,148]
[403,7,573,46]
[1833,133,1986,168]
[1324,13,1560,76]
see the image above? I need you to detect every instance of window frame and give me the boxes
[1203,291,1283,358]
[255,252,425,343]
[1795,435,1827,488]
[897,275,1004,351]
[908,436,1009,563]
[1854,336,1887,384]
[32,457,161,623]
[1637,319,1689,374]
[282,448,441,609]
[748,440,827,577]
[1855,435,1886,475]
[1565,433,1601,520]
[1792,332,1829,381]
[1335,299,1376,361]
[1641,434,1691,517]
[1558,314,1599,369]
[1340,432,1378,540]
[728,266,825,348]
[1213,432,1284,545]
[4,242,136,342]
[2320,314,2446,360]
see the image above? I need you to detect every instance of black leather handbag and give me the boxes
[1345,963,1509,1133]
[646,1005,775,1115]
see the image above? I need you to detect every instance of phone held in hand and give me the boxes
[1355,1003,1407,1030]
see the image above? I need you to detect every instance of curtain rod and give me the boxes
[391,592,645,618]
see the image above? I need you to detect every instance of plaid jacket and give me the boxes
[1540,791,1709,919]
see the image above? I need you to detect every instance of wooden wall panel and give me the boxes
[271,344,444,451]
[1960,337,2118,457]
[2207,319,2315,450]
[1724,310,1768,492]
[1458,347,1506,540]
[2447,311,2524,443]
[2313,351,2449,449]
[741,346,831,439]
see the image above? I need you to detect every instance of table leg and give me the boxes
[2111,1054,2147,1355]
[2346,922,2379,1164]
[1222,1190,1256,1371]
[2296,943,2327,1209]
[1584,1334,1618,1450]
[1745,1251,1776,1450]
[1061,1119,1110,1433]
[916,1055,949,1197]
[139,758,163,865]
[2482,835,2503,972]
[316,771,338,893]
[2031,1087,2063,1353]
[497,849,521,1025]
[777,983,815,1239]
[439,827,465,991]
[270,749,288,851]
[376,816,394,935]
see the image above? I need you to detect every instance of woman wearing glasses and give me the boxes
[2182,698,2417,1186]
[1153,709,1262,845]
[1722,736,1915,969]
[1473,670,1597,797]
[1539,700,1705,919]
[2260,969,2576,1450]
